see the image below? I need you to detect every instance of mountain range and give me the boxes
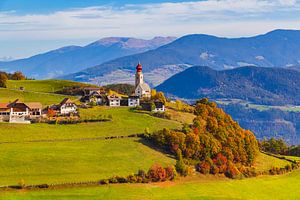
[0,36,176,79]
[156,66,300,106]
[61,29,300,86]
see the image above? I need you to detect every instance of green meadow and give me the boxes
[6,80,93,93]
[0,107,180,185]
[0,107,181,143]
[0,88,76,106]
[0,138,175,186]
[2,169,300,200]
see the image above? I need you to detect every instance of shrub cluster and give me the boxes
[99,164,177,185]
[151,112,171,120]
[269,163,299,175]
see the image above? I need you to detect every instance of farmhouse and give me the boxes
[119,95,140,107]
[128,95,140,107]
[50,98,77,115]
[107,94,122,107]
[140,101,165,112]
[83,87,102,96]
[134,62,151,98]
[81,91,106,105]
[0,99,42,123]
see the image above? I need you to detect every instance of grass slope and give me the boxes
[0,107,180,143]
[254,153,290,172]
[0,88,77,106]
[6,80,94,93]
[0,138,175,186]
[0,107,180,186]
[3,169,300,200]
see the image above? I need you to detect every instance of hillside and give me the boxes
[156,66,300,106]
[6,80,95,93]
[0,80,298,200]
[0,37,175,79]
[62,29,300,86]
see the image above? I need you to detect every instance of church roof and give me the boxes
[137,82,151,91]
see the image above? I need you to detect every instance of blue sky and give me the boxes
[0,0,195,14]
[1,0,300,59]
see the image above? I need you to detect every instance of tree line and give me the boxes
[260,138,300,157]
[0,71,27,88]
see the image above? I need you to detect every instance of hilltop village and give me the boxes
[0,63,165,123]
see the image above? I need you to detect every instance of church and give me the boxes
[134,62,151,98]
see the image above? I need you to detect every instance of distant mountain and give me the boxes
[156,66,300,106]
[62,29,300,86]
[0,36,176,79]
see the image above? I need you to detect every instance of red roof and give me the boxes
[136,62,142,72]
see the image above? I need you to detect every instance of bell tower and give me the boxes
[135,62,143,88]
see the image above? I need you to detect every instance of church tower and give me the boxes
[134,62,151,98]
[135,62,143,87]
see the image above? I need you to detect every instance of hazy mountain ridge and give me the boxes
[61,29,300,86]
[0,36,176,79]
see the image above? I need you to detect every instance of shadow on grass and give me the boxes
[135,137,176,160]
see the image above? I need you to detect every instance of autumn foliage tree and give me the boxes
[11,71,26,80]
[149,98,259,178]
[0,73,8,88]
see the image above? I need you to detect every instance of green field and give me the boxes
[254,153,290,172]
[0,107,180,143]
[2,169,300,200]
[0,87,76,106]
[6,80,93,93]
[0,106,180,186]
[0,138,175,186]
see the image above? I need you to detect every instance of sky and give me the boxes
[1,0,300,59]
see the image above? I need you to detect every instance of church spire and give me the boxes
[136,62,142,73]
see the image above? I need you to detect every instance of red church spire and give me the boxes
[136,62,142,72]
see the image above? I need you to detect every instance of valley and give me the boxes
[0,80,299,200]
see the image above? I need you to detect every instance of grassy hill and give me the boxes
[0,107,180,185]
[0,138,175,186]
[0,87,77,106]
[6,80,94,93]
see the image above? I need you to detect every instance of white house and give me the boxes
[0,99,42,123]
[153,101,165,112]
[107,95,121,107]
[59,98,77,115]
[128,96,140,107]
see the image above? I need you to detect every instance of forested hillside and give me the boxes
[157,66,300,105]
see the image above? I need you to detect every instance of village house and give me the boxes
[128,96,140,107]
[80,90,106,105]
[120,95,140,107]
[83,87,103,96]
[0,99,42,123]
[49,98,77,115]
[153,101,165,112]
[140,101,165,113]
[107,95,122,107]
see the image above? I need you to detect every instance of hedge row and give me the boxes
[3,164,177,190]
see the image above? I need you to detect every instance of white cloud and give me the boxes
[0,1,300,41]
